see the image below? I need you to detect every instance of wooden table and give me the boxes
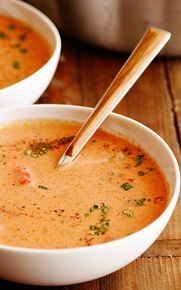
[0,37,180,290]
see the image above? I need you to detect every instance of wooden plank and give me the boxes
[166,60,181,145]
[100,257,181,290]
[69,280,100,290]
[37,43,83,105]
[142,240,181,257]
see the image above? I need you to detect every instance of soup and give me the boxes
[0,120,168,249]
[0,14,50,89]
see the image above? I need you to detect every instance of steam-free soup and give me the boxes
[0,120,168,249]
[0,14,50,89]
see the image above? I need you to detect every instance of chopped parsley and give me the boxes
[101,203,109,214]
[86,203,110,236]
[121,182,133,191]
[134,198,146,206]
[138,171,145,176]
[89,204,99,212]
[122,209,134,217]
[24,136,74,159]
[90,220,110,235]
[19,34,26,41]
[0,32,7,38]
[135,154,144,166]
[12,60,20,69]
[8,24,16,30]
[19,48,28,54]
[38,185,48,190]
[24,143,50,158]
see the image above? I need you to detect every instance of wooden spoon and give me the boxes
[59,27,170,166]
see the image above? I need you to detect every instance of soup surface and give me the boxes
[0,120,168,249]
[0,14,50,89]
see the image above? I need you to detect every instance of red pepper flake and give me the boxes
[123,163,132,169]
[154,196,165,204]
[15,166,31,184]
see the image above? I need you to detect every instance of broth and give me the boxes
[0,120,168,249]
[0,14,50,89]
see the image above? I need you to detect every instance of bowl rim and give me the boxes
[0,0,61,93]
[0,104,180,253]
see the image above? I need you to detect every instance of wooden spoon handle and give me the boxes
[59,27,170,166]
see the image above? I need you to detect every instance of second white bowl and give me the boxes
[0,0,61,107]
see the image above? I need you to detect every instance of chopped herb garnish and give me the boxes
[138,171,145,176]
[90,225,103,235]
[8,24,16,30]
[24,149,32,156]
[23,136,74,159]
[87,203,110,235]
[0,32,7,38]
[100,203,110,214]
[19,34,26,41]
[84,213,89,217]
[121,182,133,191]
[38,185,48,190]
[134,198,146,206]
[122,209,134,217]
[90,204,99,212]
[109,169,115,175]
[90,220,110,235]
[135,154,144,167]
[19,48,28,54]
[12,60,20,69]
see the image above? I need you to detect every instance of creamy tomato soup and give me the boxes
[0,14,50,89]
[0,120,168,249]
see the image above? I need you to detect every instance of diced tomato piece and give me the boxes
[15,166,31,184]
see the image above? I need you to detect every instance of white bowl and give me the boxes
[0,0,61,107]
[0,105,180,286]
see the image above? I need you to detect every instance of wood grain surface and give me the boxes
[0,37,180,290]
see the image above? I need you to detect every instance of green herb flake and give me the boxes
[122,209,134,217]
[121,182,133,191]
[0,32,7,38]
[19,48,28,54]
[8,24,16,30]
[12,60,20,69]
[90,225,100,235]
[138,171,145,176]
[135,154,144,167]
[101,203,110,214]
[90,222,109,235]
[24,149,32,156]
[89,204,99,212]
[19,34,26,41]
[134,198,146,206]
[87,203,110,235]
[84,213,89,217]
[38,185,48,190]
